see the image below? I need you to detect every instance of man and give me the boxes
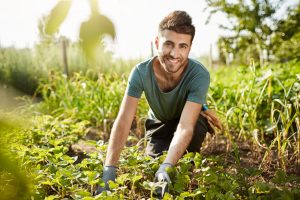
[95,10,222,196]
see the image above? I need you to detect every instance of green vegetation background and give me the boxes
[0,43,299,199]
[1,0,300,198]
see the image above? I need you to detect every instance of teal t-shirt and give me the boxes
[126,57,210,122]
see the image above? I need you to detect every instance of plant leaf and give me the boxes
[79,14,115,59]
[44,0,72,35]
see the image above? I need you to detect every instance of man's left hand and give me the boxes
[201,109,223,130]
[94,166,116,195]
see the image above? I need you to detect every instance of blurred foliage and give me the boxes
[206,0,300,65]
[272,3,300,62]
[0,43,140,96]
[79,9,115,60]
[0,48,42,95]
[0,116,31,200]
[44,0,72,35]
[273,32,300,62]
[42,0,115,61]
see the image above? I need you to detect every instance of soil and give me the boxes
[201,134,300,189]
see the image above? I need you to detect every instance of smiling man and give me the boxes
[95,10,222,197]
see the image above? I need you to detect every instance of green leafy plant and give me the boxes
[2,60,300,199]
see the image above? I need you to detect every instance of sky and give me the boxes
[0,0,294,59]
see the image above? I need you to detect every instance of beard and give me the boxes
[158,54,188,74]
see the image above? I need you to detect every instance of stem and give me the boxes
[89,0,99,15]
[296,117,300,165]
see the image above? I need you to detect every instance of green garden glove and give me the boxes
[154,163,174,198]
[94,166,116,195]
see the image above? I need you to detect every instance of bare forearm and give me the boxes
[105,120,131,166]
[164,126,193,165]
[103,95,138,166]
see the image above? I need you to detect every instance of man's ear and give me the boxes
[155,36,159,49]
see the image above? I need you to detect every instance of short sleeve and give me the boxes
[187,72,210,104]
[126,66,143,98]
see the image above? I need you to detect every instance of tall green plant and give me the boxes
[36,72,148,128]
[209,61,300,169]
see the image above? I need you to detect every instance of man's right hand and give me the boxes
[94,166,116,195]
[154,163,174,198]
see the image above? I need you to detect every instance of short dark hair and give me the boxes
[159,11,195,42]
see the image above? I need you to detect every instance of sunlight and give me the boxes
[0,0,226,59]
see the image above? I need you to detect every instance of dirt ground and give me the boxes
[201,134,300,189]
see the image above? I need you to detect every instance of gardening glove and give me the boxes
[154,163,174,198]
[94,166,116,195]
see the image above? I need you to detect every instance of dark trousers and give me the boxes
[145,115,214,157]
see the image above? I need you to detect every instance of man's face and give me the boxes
[155,29,192,74]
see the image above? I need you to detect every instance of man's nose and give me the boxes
[169,47,179,58]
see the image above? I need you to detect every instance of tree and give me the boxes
[205,0,298,65]
[272,3,300,62]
